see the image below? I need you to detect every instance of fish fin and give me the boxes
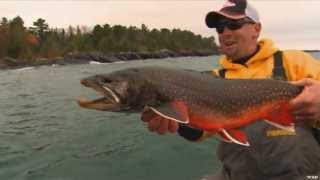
[216,132,232,143]
[219,129,250,146]
[146,100,189,124]
[263,103,295,132]
[264,120,295,133]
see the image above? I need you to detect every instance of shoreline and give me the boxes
[0,49,218,70]
[1,49,319,70]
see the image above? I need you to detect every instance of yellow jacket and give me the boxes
[214,39,320,81]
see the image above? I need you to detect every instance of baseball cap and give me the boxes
[205,0,260,28]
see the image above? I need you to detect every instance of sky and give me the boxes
[0,0,319,50]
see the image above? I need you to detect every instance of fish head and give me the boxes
[77,68,155,111]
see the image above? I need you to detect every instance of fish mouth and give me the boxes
[77,80,121,111]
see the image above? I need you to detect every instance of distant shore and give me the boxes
[1,49,319,70]
[0,49,218,70]
[303,50,320,53]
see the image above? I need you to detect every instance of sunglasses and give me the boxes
[216,18,255,34]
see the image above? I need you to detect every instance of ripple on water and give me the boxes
[2,130,26,136]
[16,93,32,97]
[0,144,26,160]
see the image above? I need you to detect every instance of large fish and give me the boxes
[77,66,302,146]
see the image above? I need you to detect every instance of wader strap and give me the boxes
[272,51,288,80]
[218,69,226,78]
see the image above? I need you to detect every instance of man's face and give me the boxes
[217,17,261,60]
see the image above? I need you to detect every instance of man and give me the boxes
[141,0,320,179]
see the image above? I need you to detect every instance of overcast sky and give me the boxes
[0,0,319,50]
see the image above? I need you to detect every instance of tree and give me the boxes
[30,18,49,43]
[0,16,219,60]
[67,26,75,39]
[76,25,82,36]
[112,25,127,41]
[1,17,8,26]
[40,31,60,58]
[141,24,149,33]
[0,25,10,57]
[10,16,24,29]
[7,16,27,58]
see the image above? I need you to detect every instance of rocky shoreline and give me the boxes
[2,49,318,70]
[0,49,218,70]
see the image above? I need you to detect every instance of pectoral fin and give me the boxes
[146,100,189,124]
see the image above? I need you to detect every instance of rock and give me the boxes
[0,57,31,69]
[0,57,19,66]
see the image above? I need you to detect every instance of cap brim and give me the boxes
[205,11,246,28]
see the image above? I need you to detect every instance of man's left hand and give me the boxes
[290,78,320,123]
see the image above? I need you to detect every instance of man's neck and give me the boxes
[232,45,260,66]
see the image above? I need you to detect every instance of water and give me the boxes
[311,52,320,59]
[0,56,221,180]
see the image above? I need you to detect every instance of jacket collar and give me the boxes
[219,39,278,70]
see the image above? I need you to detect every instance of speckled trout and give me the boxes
[77,66,302,146]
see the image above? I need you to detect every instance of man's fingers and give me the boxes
[289,93,308,109]
[141,111,151,122]
[147,117,161,132]
[289,85,312,108]
[141,109,157,122]
[157,118,169,135]
[294,115,315,123]
[292,111,314,118]
[289,78,315,107]
[168,120,179,133]
[290,101,312,112]
[146,117,178,134]
[290,78,315,87]
[290,101,306,112]
[142,107,179,134]
[289,78,320,124]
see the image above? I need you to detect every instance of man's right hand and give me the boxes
[141,108,179,135]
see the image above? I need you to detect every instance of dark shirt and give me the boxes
[231,45,260,66]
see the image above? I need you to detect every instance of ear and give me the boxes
[253,23,261,39]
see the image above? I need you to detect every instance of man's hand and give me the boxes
[290,78,320,123]
[141,108,179,135]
